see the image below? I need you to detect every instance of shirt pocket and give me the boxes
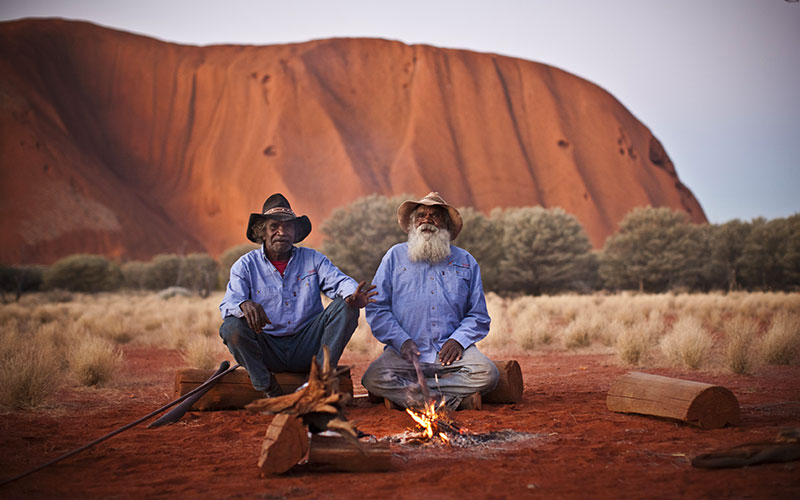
[443,266,471,298]
[292,270,319,305]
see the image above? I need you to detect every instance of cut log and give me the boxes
[483,360,523,403]
[258,414,310,474]
[606,371,740,429]
[174,366,353,411]
[367,359,523,407]
[305,434,393,473]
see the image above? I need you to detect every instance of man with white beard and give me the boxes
[362,192,499,410]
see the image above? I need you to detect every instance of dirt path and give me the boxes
[1,347,798,499]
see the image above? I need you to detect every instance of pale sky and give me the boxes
[2,0,798,224]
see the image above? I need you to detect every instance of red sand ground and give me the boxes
[1,347,798,499]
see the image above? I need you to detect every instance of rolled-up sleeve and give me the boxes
[316,253,359,300]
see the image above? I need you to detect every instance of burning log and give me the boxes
[173,366,353,411]
[606,371,740,429]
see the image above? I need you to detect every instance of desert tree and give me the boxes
[706,219,752,291]
[599,207,706,292]
[740,216,795,290]
[321,194,408,282]
[0,265,44,302]
[43,254,123,292]
[495,206,597,295]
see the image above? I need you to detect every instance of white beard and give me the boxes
[407,223,451,263]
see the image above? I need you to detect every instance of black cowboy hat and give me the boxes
[246,193,312,243]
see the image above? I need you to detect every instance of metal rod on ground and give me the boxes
[0,361,240,488]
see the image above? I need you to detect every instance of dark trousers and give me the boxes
[219,297,358,391]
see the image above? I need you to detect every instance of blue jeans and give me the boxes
[219,297,358,392]
[361,345,499,409]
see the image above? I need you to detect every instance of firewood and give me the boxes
[248,347,359,444]
[258,414,309,474]
[606,371,740,429]
[305,434,392,473]
[173,365,353,411]
[483,360,523,403]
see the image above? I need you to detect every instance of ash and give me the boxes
[378,429,541,448]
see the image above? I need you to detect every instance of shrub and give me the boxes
[143,254,183,290]
[0,265,44,302]
[181,335,225,370]
[68,336,123,386]
[121,261,150,290]
[724,315,757,374]
[44,254,123,292]
[659,316,712,369]
[496,206,597,295]
[760,310,800,365]
[599,207,707,292]
[0,335,63,408]
[321,194,409,282]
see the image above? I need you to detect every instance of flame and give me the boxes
[405,399,455,443]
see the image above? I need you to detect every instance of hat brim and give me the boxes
[247,213,312,244]
[397,200,462,240]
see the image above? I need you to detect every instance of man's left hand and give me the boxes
[438,339,463,366]
[345,281,378,309]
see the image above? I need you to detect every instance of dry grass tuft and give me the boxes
[760,310,800,365]
[659,316,712,369]
[68,336,123,386]
[0,333,64,408]
[724,315,758,374]
[614,321,650,365]
[181,334,227,370]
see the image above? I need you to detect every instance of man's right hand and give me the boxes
[240,300,270,332]
[400,339,420,362]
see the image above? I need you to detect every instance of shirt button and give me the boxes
[288,321,292,324]
[285,301,289,306]
[432,306,435,310]
[430,290,434,294]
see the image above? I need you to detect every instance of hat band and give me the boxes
[263,207,296,217]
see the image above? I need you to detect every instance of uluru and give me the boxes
[0,19,706,265]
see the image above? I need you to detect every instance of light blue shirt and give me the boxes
[220,246,359,336]
[366,243,491,363]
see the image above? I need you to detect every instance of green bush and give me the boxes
[599,207,706,292]
[43,254,123,292]
[321,194,409,282]
[121,261,150,290]
[143,254,183,290]
[495,206,597,295]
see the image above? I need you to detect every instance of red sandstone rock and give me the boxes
[0,19,706,264]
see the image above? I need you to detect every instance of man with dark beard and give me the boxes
[362,192,498,409]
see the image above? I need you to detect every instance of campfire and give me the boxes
[404,398,463,445]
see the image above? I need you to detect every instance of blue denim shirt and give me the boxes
[366,243,491,363]
[220,246,359,336]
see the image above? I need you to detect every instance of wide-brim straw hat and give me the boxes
[246,193,312,244]
[397,191,462,240]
